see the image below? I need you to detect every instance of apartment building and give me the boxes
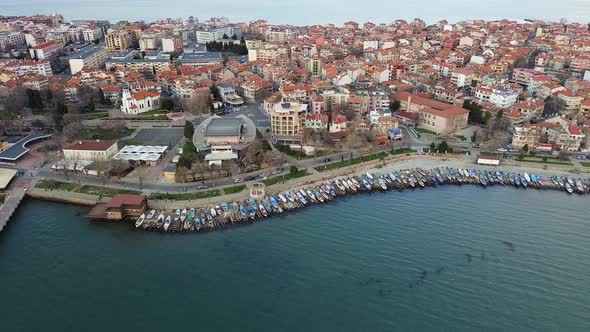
[0,32,26,50]
[29,40,63,61]
[2,60,53,76]
[512,125,540,149]
[196,27,241,43]
[106,50,171,78]
[489,87,519,108]
[270,102,308,143]
[451,68,474,87]
[65,45,108,74]
[105,30,131,51]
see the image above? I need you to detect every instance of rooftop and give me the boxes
[205,118,243,137]
[63,140,117,151]
[0,168,18,190]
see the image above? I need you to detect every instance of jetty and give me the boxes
[127,167,590,235]
[0,188,26,232]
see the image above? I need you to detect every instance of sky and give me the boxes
[2,0,589,25]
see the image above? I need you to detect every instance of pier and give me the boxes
[0,188,26,232]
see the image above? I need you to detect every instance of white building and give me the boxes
[121,89,161,114]
[62,140,119,161]
[2,60,53,76]
[66,45,108,74]
[0,32,26,50]
[196,27,241,43]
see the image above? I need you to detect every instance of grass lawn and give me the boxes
[263,170,309,186]
[391,148,417,155]
[79,128,134,140]
[519,158,573,166]
[36,180,141,197]
[315,152,389,172]
[87,112,109,120]
[149,190,221,201]
[222,185,245,194]
[415,128,437,135]
[454,135,467,141]
[579,161,590,167]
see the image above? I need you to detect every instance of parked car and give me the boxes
[497,148,508,152]
[195,184,209,189]
[234,178,243,183]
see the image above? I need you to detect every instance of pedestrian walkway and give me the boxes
[0,188,25,232]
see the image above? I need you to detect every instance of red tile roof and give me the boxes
[106,194,146,209]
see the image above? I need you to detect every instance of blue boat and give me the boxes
[436,173,444,183]
[531,175,538,183]
[270,196,279,209]
[239,205,247,216]
[246,205,255,219]
[194,217,201,225]
[521,177,528,187]
[248,198,258,210]
[285,191,295,202]
[315,191,325,203]
[221,203,229,212]
[515,176,521,186]
[362,179,372,190]
[263,200,273,213]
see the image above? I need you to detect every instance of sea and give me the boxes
[0,186,589,331]
[2,0,590,25]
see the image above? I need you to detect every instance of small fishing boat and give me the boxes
[537,176,544,186]
[156,213,165,225]
[378,177,388,190]
[210,207,217,217]
[521,176,528,187]
[248,198,258,210]
[336,180,346,191]
[436,173,444,184]
[299,189,308,197]
[180,209,187,222]
[285,192,295,202]
[135,214,146,228]
[575,180,585,193]
[215,205,223,216]
[146,209,156,220]
[263,200,273,213]
[259,204,268,217]
[565,182,574,194]
[315,191,325,203]
[246,205,255,219]
[417,178,425,188]
[270,196,280,209]
[189,208,196,220]
[567,177,575,186]
[351,178,362,189]
[408,178,416,188]
[163,215,171,231]
[383,174,393,184]
[479,173,488,186]
[341,179,350,190]
[239,205,247,217]
[278,193,288,203]
[174,209,181,222]
[514,176,521,186]
[194,217,201,229]
[362,179,372,191]
[524,172,531,183]
[347,179,358,191]
[366,172,374,181]
[221,203,229,213]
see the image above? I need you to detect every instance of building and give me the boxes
[121,89,160,114]
[29,40,63,61]
[392,92,469,134]
[2,60,53,76]
[248,48,279,62]
[217,83,244,107]
[62,140,119,161]
[100,194,147,220]
[162,36,183,53]
[451,68,474,87]
[201,118,243,165]
[511,99,544,119]
[271,102,308,143]
[477,155,501,166]
[512,125,540,149]
[196,27,241,43]
[490,87,519,108]
[105,30,131,51]
[65,45,108,74]
[177,50,223,67]
[0,168,18,191]
[0,32,26,50]
[106,50,171,78]
[113,145,168,166]
[238,79,273,103]
[307,56,323,76]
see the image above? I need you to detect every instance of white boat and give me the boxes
[524,173,531,182]
[180,209,187,222]
[146,209,156,220]
[210,207,217,217]
[366,172,374,180]
[163,216,171,231]
[135,214,146,228]
[278,194,287,203]
[156,213,165,224]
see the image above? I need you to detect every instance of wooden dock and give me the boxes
[0,188,25,232]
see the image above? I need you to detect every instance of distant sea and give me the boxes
[1,186,589,331]
[2,0,590,25]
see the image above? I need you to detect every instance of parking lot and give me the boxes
[124,128,184,147]
[220,103,271,128]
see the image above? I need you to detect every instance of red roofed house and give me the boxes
[392,91,469,134]
[105,194,147,220]
[62,140,119,161]
[121,88,160,114]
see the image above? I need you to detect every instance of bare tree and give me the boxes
[183,94,213,114]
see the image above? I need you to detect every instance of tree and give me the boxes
[429,142,436,152]
[389,100,401,112]
[161,98,175,111]
[436,140,450,153]
[46,89,53,104]
[86,97,96,112]
[222,33,229,39]
[470,131,478,143]
[543,96,566,117]
[522,144,529,154]
[26,89,44,110]
[496,110,504,121]
[231,34,237,40]
[184,121,195,139]
[463,100,484,124]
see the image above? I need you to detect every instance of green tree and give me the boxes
[463,100,483,124]
[46,89,53,104]
[87,97,96,112]
[389,100,401,112]
[522,144,529,154]
[496,110,504,121]
[184,120,195,139]
[437,140,450,153]
[231,34,238,40]
[290,165,298,175]
[26,89,44,110]
[429,142,436,152]
[222,33,229,39]
[161,98,175,111]
[470,131,478,143]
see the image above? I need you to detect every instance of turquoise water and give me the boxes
[3,0,590,25]
[1,186,590,331]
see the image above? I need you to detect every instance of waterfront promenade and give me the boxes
[0,188,25,232]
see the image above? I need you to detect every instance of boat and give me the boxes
[248,198,258,210]
[315,191,325,203]
[189,208,196,220]
[383,174,393,184]
[263,200,273,213]
[347,179,358,191]
[565,182,574,194]
[239,205,247,217]
[210,207,217,217]
[567,177,575,186]
[285,192,295,202]
[156,213,165,225]
[479,173,488,186]
[575,180,585,193]
[408,178,416,188]
[299,189,308,197]
[378,177,388,190]
[341,179,350,190]
[351,178,361,189]
[366,172,374,181]
[270,196,280,209]
[524,172,531,182]
[417,178,425,188]
[146,209,156,220]
[435,173,444,184]
[163,215,171,231]
[246,205,255,219]
[173,209,181,222]
[521,176,528,187]
[215,205,223,216]
[135,214,146,228]
[514,176,521,186]
[362,179,372,190]
[259,204,268,217]
[221,203,229,213]
[278,193,288,203]
[194,217,201,229]
[180,209,187,222]
[336,180,346,191]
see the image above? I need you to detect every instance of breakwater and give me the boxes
[134,167,589,233]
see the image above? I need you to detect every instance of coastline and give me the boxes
[24,154,590,216]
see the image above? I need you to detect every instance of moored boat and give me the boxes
[163,215,171,231]
[135,214,146,228]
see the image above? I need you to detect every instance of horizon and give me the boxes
[3,0,589,26]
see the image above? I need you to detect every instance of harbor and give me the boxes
[130,167,590,234]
